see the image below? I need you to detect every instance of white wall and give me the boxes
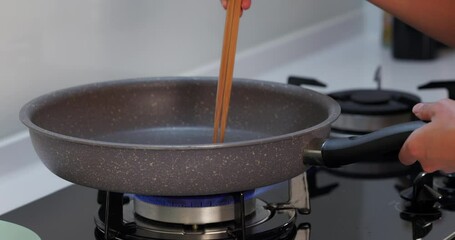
[0,0,362,138]
[362,1,382,36]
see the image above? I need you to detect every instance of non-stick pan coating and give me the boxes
[20,77,340,196]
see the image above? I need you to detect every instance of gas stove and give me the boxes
[2,168,455,240]
[4,79,455,240]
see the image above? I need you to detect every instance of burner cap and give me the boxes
[350,91,391,104]
[329,89,420,115]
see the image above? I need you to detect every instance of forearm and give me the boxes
[368,0,455,47]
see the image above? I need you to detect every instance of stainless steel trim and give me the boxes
[112,199,278,240]
[288,173,311,214]
[134,197,256,225]
[444,231,455,240]
[303,149,323,166]
[267,173,310,214]
[295,225,311,240]
[332,113,411,132]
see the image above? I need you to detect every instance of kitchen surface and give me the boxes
[1,1,455,240]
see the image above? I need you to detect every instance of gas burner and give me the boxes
[287,74,421,178]
[288,71,420,134]
[399,173,443,240]
[326,81,420,178]
[399,211,441,240]
[434,173,455,211]
[95,197,296,240]
[94,174,311,240]
[328,89,420,134]
[419,80,455,99]
[134,191,258,224]
[399,172,442,221]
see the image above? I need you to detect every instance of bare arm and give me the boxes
[368,0,455,47]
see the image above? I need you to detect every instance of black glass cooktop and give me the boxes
[2,169,455,240]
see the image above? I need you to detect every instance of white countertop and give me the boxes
[1,10,454,215]
[0,134,72,215]
[257,34,455,102]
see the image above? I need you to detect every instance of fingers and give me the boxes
[221,0,228,9]
[242,0,251,10]
[412,102,436,121]
[399,130,421,166]
[412,99,455,121]
[398,114,444,173]
[398,126,438,173]
[399,122,438,173]
[221,0,251,10]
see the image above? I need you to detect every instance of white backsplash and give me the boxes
[0,0,362,139]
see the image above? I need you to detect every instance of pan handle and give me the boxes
[305,121,426,168]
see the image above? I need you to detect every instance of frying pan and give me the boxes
[20,77,424,196]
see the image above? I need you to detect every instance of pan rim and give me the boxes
[20,77,341,150]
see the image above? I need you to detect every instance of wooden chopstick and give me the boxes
[213,0,242,143]
[213,0,235,143]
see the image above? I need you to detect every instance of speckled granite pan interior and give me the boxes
[20,77,340,196]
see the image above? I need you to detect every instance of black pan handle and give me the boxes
[319,121,426,168]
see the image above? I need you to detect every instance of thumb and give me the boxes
[221,0,228,9]
[242,0,251,10]
[413,103,436,121]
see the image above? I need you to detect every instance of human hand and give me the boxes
[399,99,455,173]
[220,0,251,11]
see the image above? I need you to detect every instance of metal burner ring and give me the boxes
[134,197,256,225]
